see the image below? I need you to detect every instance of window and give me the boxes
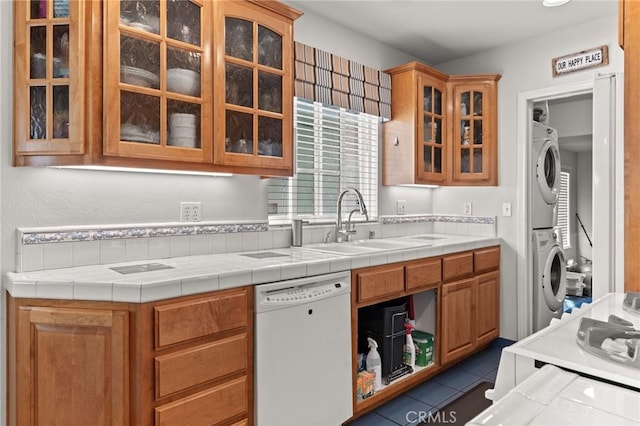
[268,97,379,224]
[556,171,570,249]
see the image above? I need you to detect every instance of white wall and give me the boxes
[432,15,621,339]
[550,98,593,137]
[551,97,592,264]
[559,149,578,261]
[577,151,594,261]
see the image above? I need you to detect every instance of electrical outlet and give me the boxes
[464,202,472,215]
[180,202,202,222]
[502,202,512,217]
[397,200,406,215]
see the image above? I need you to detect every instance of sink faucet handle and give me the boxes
[324,230,333,243]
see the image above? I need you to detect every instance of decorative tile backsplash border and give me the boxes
[21,222,269,245]
[15,215,496,273]
[380,214,495,225]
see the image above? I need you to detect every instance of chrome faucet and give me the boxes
[336,188,369,242]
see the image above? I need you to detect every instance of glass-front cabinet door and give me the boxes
[450,78,498,185]
[417,74,447,183]
[104,0,212,163]
[214,0,298,175]
[14,0,86,158]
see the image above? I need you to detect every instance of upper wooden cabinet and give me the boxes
[382,62,500,186]
[103,0,213,164]
[213,0,298,175]
[382,63,449,185]
[13,0,88,158]
[449,76,499,185]
[13,0,301,177]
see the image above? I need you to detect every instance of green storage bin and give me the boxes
[412,330,434,367]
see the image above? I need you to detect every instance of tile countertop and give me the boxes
[4,234,500,303]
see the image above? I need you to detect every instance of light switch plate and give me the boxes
[502,202,512,217]
[397,200,406,215]
[464,202,472,215]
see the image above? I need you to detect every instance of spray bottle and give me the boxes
[366,337,382,391]
[404,322,416,369]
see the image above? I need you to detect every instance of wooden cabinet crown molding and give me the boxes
[385,61,450,81]
[246,0,304,20]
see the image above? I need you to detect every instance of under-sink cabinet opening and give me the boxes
[348,245,500,421]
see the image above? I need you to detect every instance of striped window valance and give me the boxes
[294,42,391,120]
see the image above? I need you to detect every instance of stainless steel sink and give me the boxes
[303,238,429,256]
[411,235,445,241]
[351,239,422,249]
[302,243,380,255]
[240,251,290,259]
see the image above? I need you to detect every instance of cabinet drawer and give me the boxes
[357,265,405,303]
[474,246,500,273]
[155,376,247,426]
[442,252,474,281]
[405,258,442,291]
[155,334,247,399]
[155,289,248,349]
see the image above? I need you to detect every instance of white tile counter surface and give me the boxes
[5,234,500,303]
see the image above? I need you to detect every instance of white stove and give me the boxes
[489,293,640,403]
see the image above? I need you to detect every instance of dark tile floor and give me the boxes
[348,338,515,426]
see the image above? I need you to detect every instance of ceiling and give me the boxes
[284,0,618,65]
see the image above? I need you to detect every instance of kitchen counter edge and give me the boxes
[4,234,501,303]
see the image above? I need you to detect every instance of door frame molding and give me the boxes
[515,76,622,339]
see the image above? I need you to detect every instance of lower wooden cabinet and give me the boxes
[475,270,500,347]
[355,263,405,304]
[7,286,253,426]
[441,254,500,365]
[349,245,500,421]
[154,377,248,426]
[7,302,130,426]
[151,287,252,425]
[441,278,476,364]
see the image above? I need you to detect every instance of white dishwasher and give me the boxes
[255,271,353,426]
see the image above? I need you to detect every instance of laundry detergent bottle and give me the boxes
[366,337,382,391]
[403,322,416,369]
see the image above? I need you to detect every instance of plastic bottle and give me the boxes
[366,337,382,391]
[403,322,416,369]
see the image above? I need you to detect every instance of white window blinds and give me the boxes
[268,97,379,224]
[557,171,570,249]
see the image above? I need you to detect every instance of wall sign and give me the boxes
[552,45,609,77]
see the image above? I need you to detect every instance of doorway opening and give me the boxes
[547,94,593,312]
[515,75,623,339]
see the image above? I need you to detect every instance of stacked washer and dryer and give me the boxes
[531,102,567,333]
